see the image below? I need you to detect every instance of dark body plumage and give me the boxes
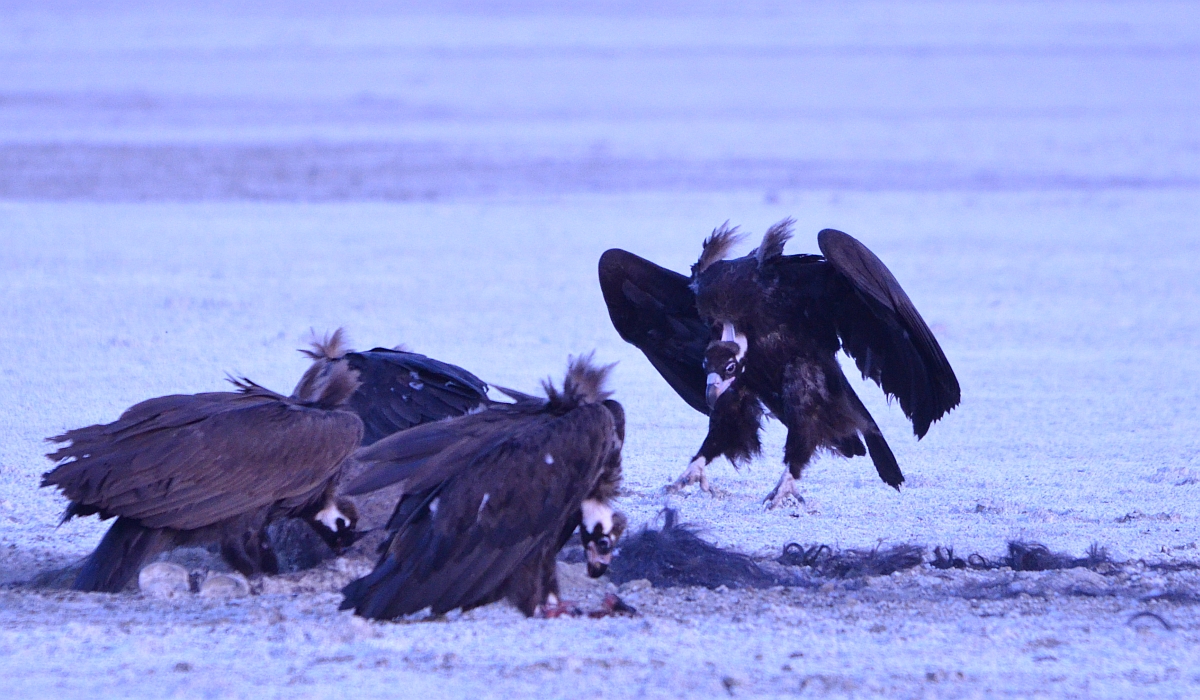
[599,221,959,505]
[340,356,625,619]
[295,329,489,446]
[42,365,364,593]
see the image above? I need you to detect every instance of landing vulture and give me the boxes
[340,354,626,619]
[296,329,489,445]
[599,220,960,507]
[42,361,364,593]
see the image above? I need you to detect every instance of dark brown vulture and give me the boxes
[42,361,364,593]
[295,329,489,446]
[339,354,626,619]
[598,220,960,507]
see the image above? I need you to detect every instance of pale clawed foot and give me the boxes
[538,594,583,619]
[763,471,804,509]
[665,456,712,494]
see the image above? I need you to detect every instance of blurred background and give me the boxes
[2,0,1197,199]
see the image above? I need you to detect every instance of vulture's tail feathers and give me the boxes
[73,517,174,593]
[864,431,903,490]
[340,554,408,619]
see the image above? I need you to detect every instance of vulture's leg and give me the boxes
[252,526,281,575]
[764,469,804,509]
[667,383,762,495]
[766,361,825,508]
[666,454,713,494]
[73,517,175,592]
[220,527,278,577]
[541,551,583,618]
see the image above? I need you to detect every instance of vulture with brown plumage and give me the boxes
[42,344,365,593]
[599,221,960,507]
[340,354,626,619]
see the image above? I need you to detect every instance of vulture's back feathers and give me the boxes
[43,387,362,531]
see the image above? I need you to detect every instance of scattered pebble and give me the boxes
[619,578,652,594]
[138,562,191,598]
[1053,568,1109,596]
[199,573,251,598]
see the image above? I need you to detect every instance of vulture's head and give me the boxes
[308,496,360,553]
[703,340,744,410]
[581,500,627,577]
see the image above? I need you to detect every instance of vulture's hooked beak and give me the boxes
[586,537,615,577]
[706,372,735,410]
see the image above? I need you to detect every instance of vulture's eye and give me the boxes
[725,361,737,375]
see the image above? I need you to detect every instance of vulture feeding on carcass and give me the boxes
[42,349,364,593]
[296,328,489,446]
[598,220,960,507]
[339,354,626,619]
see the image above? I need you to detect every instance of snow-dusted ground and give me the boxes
[2,2,1199,697]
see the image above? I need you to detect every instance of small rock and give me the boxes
[619,578,652,594]
[1007,578,1048,597]
[139,562,191,598]
[199,573,250,598]
[1053,568,1109,596]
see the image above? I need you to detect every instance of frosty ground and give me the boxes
[2,2,1199,698]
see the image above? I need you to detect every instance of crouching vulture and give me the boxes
[340,354,626,619]
[598,220,960,507]
[42,357,364,593]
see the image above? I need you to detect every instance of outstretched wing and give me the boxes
[598,249,711,414]
[816,229,961,438]
[43,391,363,530]
[345,349,489,445]
[341,404,616,619]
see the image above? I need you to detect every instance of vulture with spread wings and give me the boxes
[599,220,959,507]
[340,354,626,619]
[42,361,364,593]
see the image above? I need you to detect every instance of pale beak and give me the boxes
[706,372,734,410]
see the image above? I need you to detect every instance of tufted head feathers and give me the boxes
[755,218,794,265]
[692,222,745,277]
[291,328,361,408]
[543,352,615,410]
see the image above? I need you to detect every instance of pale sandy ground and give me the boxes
[2,2,1200,698]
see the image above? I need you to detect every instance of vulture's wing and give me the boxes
[345,349,488,445]
[342,404,547,497]
[815,229,961,437]
[342,403,615,619]
[598,249,711,414]
[43,391,363,530]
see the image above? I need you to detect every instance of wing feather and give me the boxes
[817,229,961,437]
[345,349,488,445]
[599,249,711,414]
[43,392,363,530]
